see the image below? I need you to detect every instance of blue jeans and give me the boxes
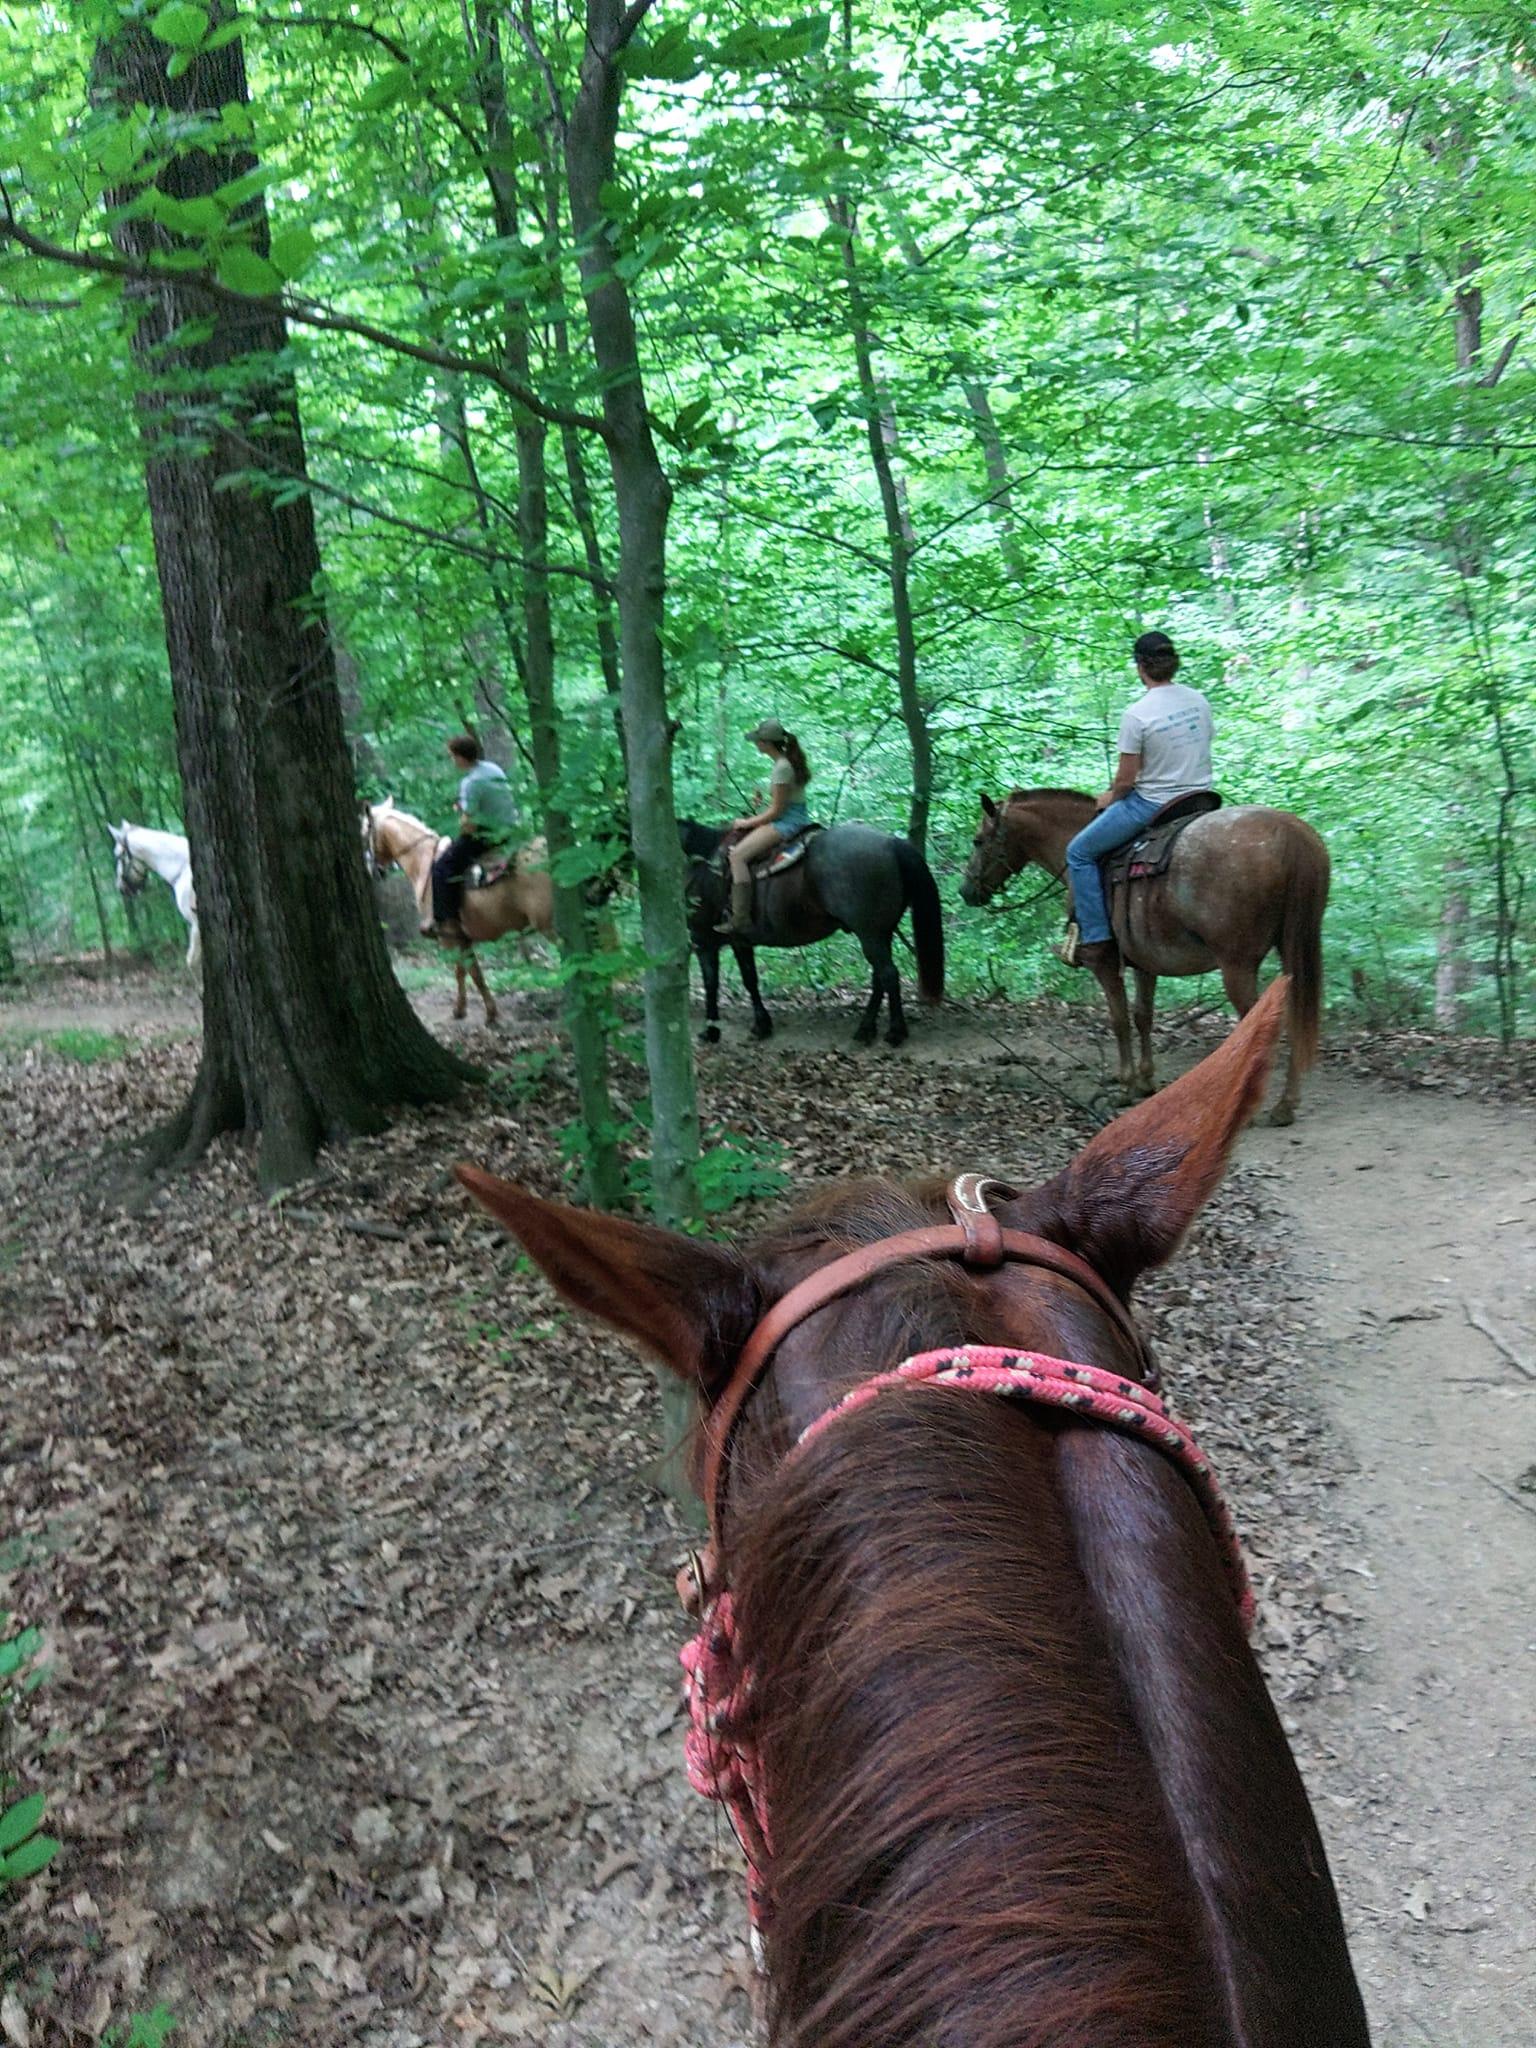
[1065,792,1159,944]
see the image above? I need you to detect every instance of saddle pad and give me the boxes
[1103,792,1221,891]
[749,823,822,878]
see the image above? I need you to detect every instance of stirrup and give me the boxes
[1054,922,1082,968]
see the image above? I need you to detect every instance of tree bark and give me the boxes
[829,6,932,850]
[563,0,700,1232]
[95,14,470,1187]
[1433,855,1469,1028]
[472,3,624,1211]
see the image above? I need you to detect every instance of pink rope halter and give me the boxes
[680,1342,1252,1937]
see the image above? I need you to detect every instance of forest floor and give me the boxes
[1,962,1532,2048]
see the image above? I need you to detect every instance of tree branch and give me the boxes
[1479,332,1522,388]
[223,431,613,591]
[614,0,662,53]
[0,202,608,439]
[250,13,487,156]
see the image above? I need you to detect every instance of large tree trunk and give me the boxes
[95,15,469,1187]
[564,0,699,1233]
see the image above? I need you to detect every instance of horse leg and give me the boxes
[698,943,722,1045]
[883,937,908,1047]
[452,952,467,1020]
[1131,968,1157,1098]
[1091,960,1137,1101]
[732,943,773,1040]
[466,948,499,1025]
[855,932,903,1046]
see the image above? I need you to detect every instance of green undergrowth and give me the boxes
[0,1026,134,1064]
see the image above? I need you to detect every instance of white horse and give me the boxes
[109,821,200,970]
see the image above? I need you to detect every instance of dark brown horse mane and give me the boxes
[1007,785,1093,805]
[727,1176,1230,2047]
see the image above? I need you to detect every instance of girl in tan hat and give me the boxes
[716,718,814,933]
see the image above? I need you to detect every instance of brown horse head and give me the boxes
[457,980,1367,2045]
[959,788,1088,905]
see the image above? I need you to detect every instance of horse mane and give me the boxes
[1007,786,1093,805]
[728,1176,1222,2046]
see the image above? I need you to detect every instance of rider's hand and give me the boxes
[1093,790,1114,814]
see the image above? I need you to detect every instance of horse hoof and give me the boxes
[452,1007,467,1022]
[751,1020,773,1041]
[485,1009,500,1027]
[699,1025,720,1045]
[885,1027,908,1048]
[1267,1101,1296,1128]
[853,1026,877,1047]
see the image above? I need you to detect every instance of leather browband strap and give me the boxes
[701,1214,1150,1539]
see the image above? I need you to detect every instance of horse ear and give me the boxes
[980,793,999,820]
[1034,979,1288,1294]
[454,1167,760,1388]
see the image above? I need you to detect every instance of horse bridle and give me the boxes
[114,839,150,899]
[701,1173,1153,1543]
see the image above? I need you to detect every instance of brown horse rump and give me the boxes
[1104,789,1222,891]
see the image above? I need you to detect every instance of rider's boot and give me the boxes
[714,880,753,936]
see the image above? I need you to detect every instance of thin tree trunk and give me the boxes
[1433,854,1469,1027]
[13,587,117,964]
[532,61,626,761]
[563,0,699,1233]
[829,4,932,850]
[472,2,624,1211]
[95,11,470,1187]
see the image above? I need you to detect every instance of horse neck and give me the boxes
[1008,796,1090,879]
[127,827,189,881]
[378,813,442,893]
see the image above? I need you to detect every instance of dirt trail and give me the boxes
[1251,1071,1536,2046]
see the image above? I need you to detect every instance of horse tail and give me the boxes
[1278,824,1329,1075]
[894,837,945,1004]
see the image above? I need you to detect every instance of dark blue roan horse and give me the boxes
[678,820,944,1046]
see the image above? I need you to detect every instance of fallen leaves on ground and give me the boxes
[1,980,1514,2044]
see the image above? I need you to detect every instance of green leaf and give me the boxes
[268,225,316,281]
[0,1792,46,1852]
[150,2,210,49]
[1,1832,60,1882]
[623,24,700,82]
[215,247,282,296]
[359,65,413,111]
[150,193,226,237]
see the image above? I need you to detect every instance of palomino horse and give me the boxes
[961,788,1329,1123]
[108,821,199,970]
[362,797,553,1025]
[457,982,1369,2046]
[678,819,944,1047]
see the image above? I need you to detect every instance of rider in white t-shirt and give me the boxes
[1063,632,1213,967]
